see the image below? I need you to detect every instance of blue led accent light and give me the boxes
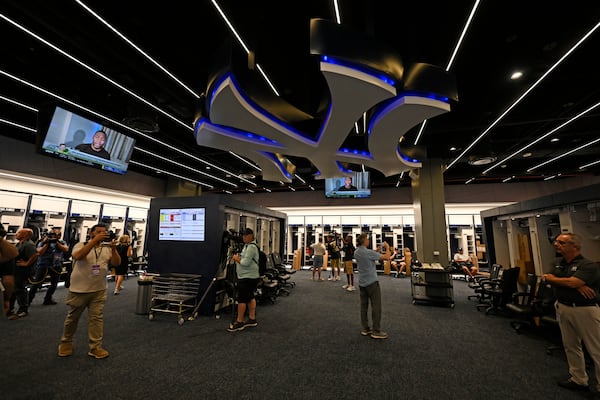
[261,151,293,179]
[401,90,449,103]
[336,161,353,173]
[195,115,280,146]
[398,148,420,164]
[208,71,319,144]
[321,56,396,87]
[339,147,371,157]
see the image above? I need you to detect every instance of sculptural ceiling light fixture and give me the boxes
[194,19,458,183]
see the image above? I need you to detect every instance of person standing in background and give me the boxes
[326,234,341,281]
[354,234,395,339]
[8,228,37,319]
[310,239,326,281]
[113,234,132,295]
[342,234,356,291]
[542,233,600,396]
[227,228,260,332]
[58,224,120,359]
[0,225,18,316]
[29,227,68,306]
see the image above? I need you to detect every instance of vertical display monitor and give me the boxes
[324,171,371,198]
[158,208,206,241]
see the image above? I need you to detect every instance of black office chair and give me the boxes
[476,267,520,315]
[468,264,502,301]
[506,273,539,333]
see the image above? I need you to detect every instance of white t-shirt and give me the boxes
[454,251,471,262]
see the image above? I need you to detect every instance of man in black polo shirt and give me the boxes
[543,232,600,395]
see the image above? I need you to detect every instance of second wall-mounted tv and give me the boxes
[324,171,371,198]
[37,105,136,174]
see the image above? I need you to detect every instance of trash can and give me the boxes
[135,278,153,315]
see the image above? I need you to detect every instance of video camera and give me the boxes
[224,230,245,253]
[102,230,117,242]
[46,231,59,243]
[0,225,6,238]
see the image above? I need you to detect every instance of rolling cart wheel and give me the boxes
[450,303,455,309]
[412,300,416,305]
[178,317,185,325]
[148,313,154,321]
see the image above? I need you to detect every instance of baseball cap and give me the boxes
[243,228,254,235]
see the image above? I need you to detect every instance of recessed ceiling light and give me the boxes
[522,152,533,158]
[468,156,497,165]
[550,138,559,142]
[510,71,523,80]
[449,146,457,151]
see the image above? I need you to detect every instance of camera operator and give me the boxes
[29,227,68,306]
[0,225,18,316]
[58,224,120,359]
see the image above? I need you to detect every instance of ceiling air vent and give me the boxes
[122,117,160,133]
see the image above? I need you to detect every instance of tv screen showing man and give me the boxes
[338,176,358,191]
[75,130,111,160]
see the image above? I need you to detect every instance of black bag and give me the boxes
[250,243,268,276]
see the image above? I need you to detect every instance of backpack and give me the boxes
[250,243,268,275]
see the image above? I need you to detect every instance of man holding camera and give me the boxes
[29,227,68,306]
[58,224,120,359]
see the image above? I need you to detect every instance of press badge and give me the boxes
[92,264,101,275]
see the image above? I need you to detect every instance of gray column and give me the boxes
[410,159,449,265]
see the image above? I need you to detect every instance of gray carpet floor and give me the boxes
[0,270,593,400]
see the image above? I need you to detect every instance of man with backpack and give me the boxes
[227,228,260,332]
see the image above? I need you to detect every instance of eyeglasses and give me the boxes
[554,239,573,245]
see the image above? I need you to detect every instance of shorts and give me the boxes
[344,260,354,274]
[330,258,341,269]
[313,255,324,268]
[0,258,15,276]
[236,278,260,303]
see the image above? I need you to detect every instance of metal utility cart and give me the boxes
[148,273,202,325]
[411,265,454,308]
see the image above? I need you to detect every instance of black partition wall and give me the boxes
[147,194,287,314]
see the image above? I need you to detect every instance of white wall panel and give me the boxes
[305,215,322,226]
[0,191,29,209]
[341,215,361,224]
[30,195,69,213]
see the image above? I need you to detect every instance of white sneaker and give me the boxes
[336,276,341,281]
[342,284,349,289]
[327,276,333,281]
[347,285,355,291]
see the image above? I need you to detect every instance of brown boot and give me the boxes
[58,342,73,357]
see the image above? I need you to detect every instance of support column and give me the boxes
[410,159,448,265]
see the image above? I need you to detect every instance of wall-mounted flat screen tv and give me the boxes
[324,171,371,198]
[158,208,206,241]
[38,105,135,174]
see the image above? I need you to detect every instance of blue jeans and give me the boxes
[359,281,382,332]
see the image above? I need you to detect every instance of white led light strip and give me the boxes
[482,101,600,175]
[128,161,213,189]
[527,137,600,172]
[0,118,36,132]
[135,147,236,187]
[0,94,38,112]
[211,0,280,96]
[74,0,200,99]
[414,0,481,146]
[0,13,192,131]
[0,70,254,186]
[447,20,600,171]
